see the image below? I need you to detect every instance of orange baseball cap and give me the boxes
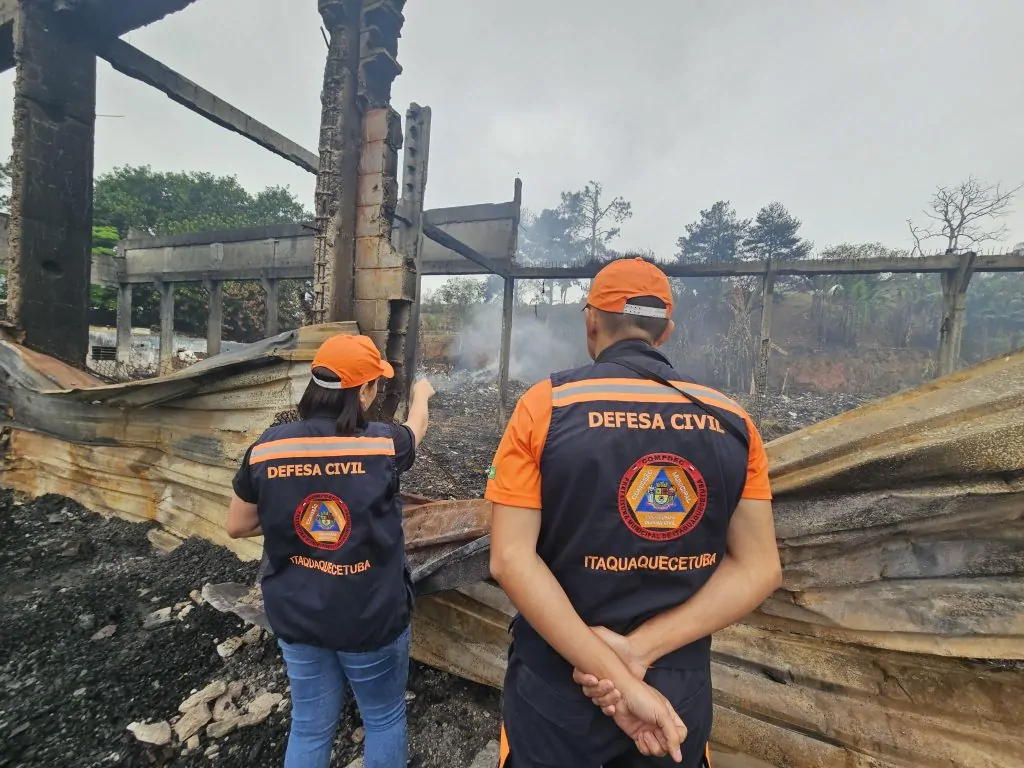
[311,334,394,390]
[586,257,674,319]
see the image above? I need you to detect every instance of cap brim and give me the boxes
[380,360,395,379]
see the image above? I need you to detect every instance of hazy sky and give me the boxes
[2,0,1023,257]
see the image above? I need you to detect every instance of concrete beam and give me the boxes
[104,197,522,286]
[97,38,319,174]
[508,252,1024,279]
[422,220,507,277]
[103,225,1024,288]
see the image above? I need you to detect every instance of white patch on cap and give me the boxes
[623,303,668,319]
[311,374,345,389]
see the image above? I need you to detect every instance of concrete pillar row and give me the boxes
[115,283,133,375]
[261,276,279,338]
[156,280,175,372]
[204,278,223,357]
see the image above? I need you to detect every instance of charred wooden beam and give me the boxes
[96,38,319,174]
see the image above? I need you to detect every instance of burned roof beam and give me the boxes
[96,38,319,174]
[0,0,201,73]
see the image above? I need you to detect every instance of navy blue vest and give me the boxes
[513,341,751,677]
[247,419,412,651]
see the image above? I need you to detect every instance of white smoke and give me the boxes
[447,300,591,384]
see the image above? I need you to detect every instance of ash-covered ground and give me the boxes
[0,376,865,768]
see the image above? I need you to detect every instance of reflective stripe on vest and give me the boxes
[249,436,396,464]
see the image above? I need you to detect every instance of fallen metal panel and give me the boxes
[0,334,1022,767]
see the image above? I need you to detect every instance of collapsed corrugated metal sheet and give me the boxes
[0,329,1021,767]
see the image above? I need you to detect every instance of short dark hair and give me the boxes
[297,367,368,436]
[594,295,670,342]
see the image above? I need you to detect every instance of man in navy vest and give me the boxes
[487,257,782,767]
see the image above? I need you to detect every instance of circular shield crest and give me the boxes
[617,453,707,542]
[293,493,352,551]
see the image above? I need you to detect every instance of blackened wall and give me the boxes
[6,1,96,365]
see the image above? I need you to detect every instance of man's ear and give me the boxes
[584,307,600,340]
[653,319,675,348]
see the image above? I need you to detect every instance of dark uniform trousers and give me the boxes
[499,652,713,768]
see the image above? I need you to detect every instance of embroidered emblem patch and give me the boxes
[617,453,707,541]
[293,493,352,551]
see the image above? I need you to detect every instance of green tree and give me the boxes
[94,165,311,236]
[432,277,485,317]
[91,165,313,342]
[744,202,812,261]
[675,201,749,264]
[818,243,910,347]
[558,180,632,262]
[515,208,579,306]
[89,226,122,327]
[674,200,751,316]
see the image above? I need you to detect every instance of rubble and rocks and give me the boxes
[0,374,865,767]
[179,680,228,712]
[0,486,500,768]
[127,720,172,746]
[143,606,174,630]
[216,636,245,659]
[173,704,212,742]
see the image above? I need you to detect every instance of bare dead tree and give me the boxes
[907,176,1023,256]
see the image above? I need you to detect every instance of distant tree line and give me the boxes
[0,158,1021,373]
[0,161,312,343]
[426,176,1024,388]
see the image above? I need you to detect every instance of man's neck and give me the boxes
[593,335,653,359]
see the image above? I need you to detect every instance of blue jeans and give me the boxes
[278,626,410,768]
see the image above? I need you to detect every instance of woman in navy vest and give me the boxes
[226,334,434,768]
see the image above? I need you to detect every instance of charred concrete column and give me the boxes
[262,276,280,337]
[938,251,976,377]
[5,1,96,365]
[354,108,411,418]
[497,178,523,427]
[115,283,133,375]
[204,278,222,357]
[751,259,776,428]
[354,0,409,420]
[498,277,515,426]
[311,0,364,324]
[156,280,175,372]
[398,103,431,416]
